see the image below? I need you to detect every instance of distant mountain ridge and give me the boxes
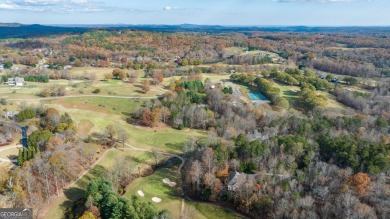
[0,23,23,27]
[0,23,390,38]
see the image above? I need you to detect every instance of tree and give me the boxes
[202,148,215,174]
[128,71,139,83]
[160,107,171,124]
[141,79,150,93]
[274,97,289,109]
[141,109,152,127]
[344,76,359,86]
[117,127,128,150]
[152,71,164,85]
[44,136,64,151]
[151,148,159,166]
[112,69,125,79]
[104,73,111,81]
[348,173,371,195]
[3,61,13,69]
[86,178,161,219]
[104,124,117,145]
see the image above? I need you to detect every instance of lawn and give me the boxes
[162,73,231,87]
[123,166,183,218]
[223,47,281,59]
[46,100,205,153]
[44,96,141,116]
[124,165,243,219]
[272,83,300,107]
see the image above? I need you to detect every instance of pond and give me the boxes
[248,91,269,101]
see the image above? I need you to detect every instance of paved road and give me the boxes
[5,94,162,101]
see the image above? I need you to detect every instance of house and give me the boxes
[64,65,72,70]
[5,111,19,119]
[230,70,236,74]
[331,77,340,83]
[0,64,4,70]
[227,171,256,191]
[7,77,25,86]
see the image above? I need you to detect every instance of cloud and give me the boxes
[0,0,105,12]
[163,6,185,11]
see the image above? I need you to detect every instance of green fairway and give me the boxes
[124,165,243,219]
[44,149,153,219]
[44,96,141,116]
[47,100,205,153]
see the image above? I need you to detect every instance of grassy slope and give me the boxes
[44,149,153,219]
[43,96,241,219]
[124,166,243,219]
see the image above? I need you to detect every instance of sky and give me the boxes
[0,0,389,26]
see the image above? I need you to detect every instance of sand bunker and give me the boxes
[137,190,145,197]
[162,178,177,187]
[152,197,161,203]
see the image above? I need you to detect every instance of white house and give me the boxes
[5,111,19,119]
[0,64,4,70]
[7,77,25,86]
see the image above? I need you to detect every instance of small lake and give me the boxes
[248,91,269,101]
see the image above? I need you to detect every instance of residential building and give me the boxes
[5,111,19,119]
[7,77,25,86]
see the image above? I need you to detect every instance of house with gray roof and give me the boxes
[227,171,256,191]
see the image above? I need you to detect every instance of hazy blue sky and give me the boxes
[0,0,389,26]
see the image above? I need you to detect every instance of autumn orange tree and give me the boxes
[348,172,371,195]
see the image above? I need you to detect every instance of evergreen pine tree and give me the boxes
[27,148,33,160]
[22,148,28,162]
[17,149,24,166]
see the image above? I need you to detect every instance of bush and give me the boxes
[92,88,101,94]
[275,97,289,109]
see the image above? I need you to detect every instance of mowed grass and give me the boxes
[44,96,141,116]
[124,166,182,218]
[44,149,155,219]
[162,73,231,87]
[46,99,205,153]
[124,165,243,219]
[223,47,281,59]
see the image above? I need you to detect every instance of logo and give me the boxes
[0,208,33,219]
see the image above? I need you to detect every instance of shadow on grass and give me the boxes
[75,165,107,188]
[61,187,87,219]
[165,142,185,152]
[283,90,299,98]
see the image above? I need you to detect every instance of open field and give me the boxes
[44,96,141,116]
[223,47,282,60]
[44,104,205,153]
[162,73,231,86]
